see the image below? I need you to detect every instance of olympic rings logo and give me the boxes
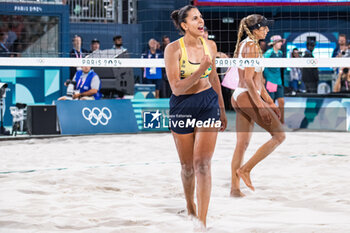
[82,107,112,126]
[306,59,318,66]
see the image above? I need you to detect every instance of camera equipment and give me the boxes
[341,50,350,57]
[10,103,27,136]
[0,82,10,135]
[0,82,8,98]
[65,80,76,100]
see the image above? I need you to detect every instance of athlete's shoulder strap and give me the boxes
[178,37,187,61]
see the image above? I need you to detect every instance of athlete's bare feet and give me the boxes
[230,188,245,197]
[237,168,255,191]
[187,202,197,217]
[231,172,245,197]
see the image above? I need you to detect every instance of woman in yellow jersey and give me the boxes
[230,15,285,197]
[164,5,227,227]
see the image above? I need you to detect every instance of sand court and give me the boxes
[0,132,349,232]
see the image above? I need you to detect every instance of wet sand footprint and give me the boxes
[17,189,49,195]
[98,186,121,192]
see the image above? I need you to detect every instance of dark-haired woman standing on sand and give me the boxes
[230,14,286,197]
[164,5,227,227]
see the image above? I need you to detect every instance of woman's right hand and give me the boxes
[268,102,281,120]
[259,107,272,125]
[199,54,212,72]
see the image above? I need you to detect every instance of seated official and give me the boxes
[58,66,101,100]
[334,67,350,93]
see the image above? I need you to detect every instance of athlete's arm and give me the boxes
[260,84,281,119]
[242,42,265,108]
[243,42,273,124]
[260,82,274,104]
[207,39,227,131]
[164,41,211,96]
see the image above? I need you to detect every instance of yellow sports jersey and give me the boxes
[179,37,212,79]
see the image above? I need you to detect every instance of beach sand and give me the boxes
[0,132,349,232]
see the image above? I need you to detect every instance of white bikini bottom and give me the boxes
[232,87,261,101]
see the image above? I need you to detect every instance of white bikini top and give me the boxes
[238,37,264,73]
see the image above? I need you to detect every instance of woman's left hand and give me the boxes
[269,102,281,119]
[220,110,227,132]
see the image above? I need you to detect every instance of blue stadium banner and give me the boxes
[56,99,139,135]
[0,2,69,15]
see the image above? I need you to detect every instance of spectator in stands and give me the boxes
[10,16,25,38]
[142,38,163,98]
[334,67,350,93]
[58,66,101,100]
[0,32,10,57]
[302,38,319,93]
[160,35,172,98]
[289,48,305,94]
[11,39,23,57]
[331,34,348,84]
[259,39,268,54]
[332,34,347,58]
[6,24,17,49]
[113,35,127,53]
[89,38,100,53]
[70,35,88,58]
[70,35,89,79]
[263,35,285,124]
[160,35,170,52]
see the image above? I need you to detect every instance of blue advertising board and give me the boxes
[56,99,139,135]
[285,97,350,131]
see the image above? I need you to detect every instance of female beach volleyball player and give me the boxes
[164,5,227,227]
[230,15,286,197]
